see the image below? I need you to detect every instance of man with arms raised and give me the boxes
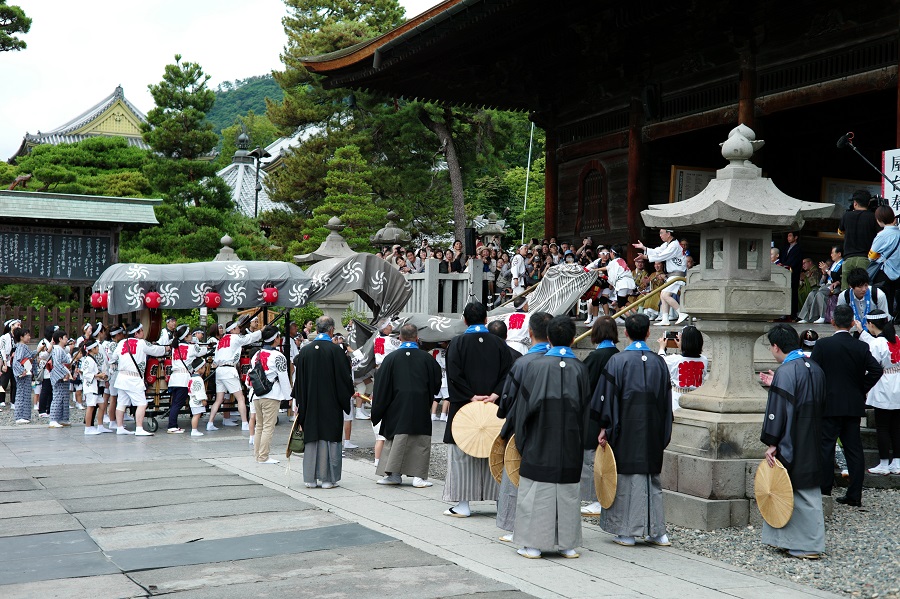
[371,323,442,488]
[591,313,672,546]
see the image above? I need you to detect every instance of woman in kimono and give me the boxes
[48,329,72,428]
[12,327,35,424]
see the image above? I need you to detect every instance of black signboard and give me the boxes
[0,226,113,284]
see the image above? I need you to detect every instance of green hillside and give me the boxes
[207,75,282,134]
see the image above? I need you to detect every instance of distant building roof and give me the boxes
[0,189,160,229]
[11,86,151,161]
[217,156,279,217]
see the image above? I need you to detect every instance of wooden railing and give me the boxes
[354,258,484,318]
[0,306,117,336]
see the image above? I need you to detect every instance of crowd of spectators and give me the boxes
[373,233,695,317]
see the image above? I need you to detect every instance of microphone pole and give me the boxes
[837,132,900,193]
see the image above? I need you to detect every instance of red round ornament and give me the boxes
[204,291,222,309]
[144,291,161,309]
[100,292,109,309]
[90,291,103,308]
[263,286,278,303]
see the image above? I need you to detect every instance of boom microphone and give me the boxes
[836,132,853,149]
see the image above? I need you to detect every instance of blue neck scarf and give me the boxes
[597,340,616,349]
[849,288,871,326]
[399,341,418,349]
[528,341,550,355]
[546,346,577,359]
[624,340,650,352]
[782,349,805,364]
[315,333,332,341]
[465,324,488,334]
[828,259,843,284]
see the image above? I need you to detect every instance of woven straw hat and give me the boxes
[504,434,521,486]
[452,402,504,458]
[489,434,507,484]
[593,444,618,509]
[754,458,794,528]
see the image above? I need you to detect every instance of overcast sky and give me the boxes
[0,0,441,161]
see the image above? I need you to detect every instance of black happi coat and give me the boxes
[292,338,354,443]
[444,330,513,444]
[591,349,672,474]
[582,346,619,450]
[497,348,547,440]
[371,346,442,439]
[513,354,592,484]
[761,357,826,488]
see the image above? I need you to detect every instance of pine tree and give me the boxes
[141,55,231,210]
[296,145,385,253]
[0,1,30,52]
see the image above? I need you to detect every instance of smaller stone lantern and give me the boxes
[370,210,411,248]
[474,212,507,247]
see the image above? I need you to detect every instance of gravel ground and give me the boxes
[344,442,448,481]
[584,487,900,599]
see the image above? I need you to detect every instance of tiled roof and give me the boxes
[0,190,160,228]
[41,85,147,136]
[216,161,279,217]
[22,133,151,150]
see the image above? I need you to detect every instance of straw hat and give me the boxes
[754,458,794,528]
[504,434,521,487]
[452,401,504,458]
[489,434,507,484]
[593,444,618,509]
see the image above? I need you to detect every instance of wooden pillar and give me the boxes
[544,130,559,240]
[626,98,645,261]
[738,50,756,129]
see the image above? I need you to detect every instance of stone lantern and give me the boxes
[294,217,358,333]
[475,212,507,247]
[211,235,240,328]
[641,124,840,529]
[370,210,411,249]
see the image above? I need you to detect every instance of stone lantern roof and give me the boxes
[370,210,411,246]
[294,216,357,264]
[642,125,841,232]
[475,212,507,236]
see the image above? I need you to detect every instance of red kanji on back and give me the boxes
[509,313,526,330]
[172,345,188,360]
[888,338,900,364]
[374,337,385,355]
[677,360,705,388]
[217,336,231,350]
[121,339,139,354]
[259,350,270,371]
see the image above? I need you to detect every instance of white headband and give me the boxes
[226,321,241,332]
[85,341,99,351]
[127,323,143,335]
[263,331,279,343]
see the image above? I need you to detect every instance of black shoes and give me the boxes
[835,496,862,507]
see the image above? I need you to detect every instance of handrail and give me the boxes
[495,282,540,309]
[573,276,687,345]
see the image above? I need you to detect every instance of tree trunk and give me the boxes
[419,107,466,242]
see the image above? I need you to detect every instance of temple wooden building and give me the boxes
[10,86,150,163]
[302,0,900,250]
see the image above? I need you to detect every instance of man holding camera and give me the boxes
[839,190,879,291]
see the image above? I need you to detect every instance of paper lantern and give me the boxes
[144,291,161,309]
[204,291,222,309]
[90,292,103,308]
[263,286,278,303]
[100,292,109,309]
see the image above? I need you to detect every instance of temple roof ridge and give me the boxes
[40,86,148,137]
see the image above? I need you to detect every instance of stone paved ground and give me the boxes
[0,416,841,599]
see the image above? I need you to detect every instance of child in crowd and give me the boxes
[188,358,209,437]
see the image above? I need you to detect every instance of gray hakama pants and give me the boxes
[49,380,70,423]
[762,487,825,553]
[513,476,582,551]
[376,434,430,478]
[303,440,342,485]
[580,449,598,502]
[442,444,499,502]
[496,470,517,531]
[600,473,666,538]
[14,375,32,421]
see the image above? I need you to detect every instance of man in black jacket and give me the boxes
[371,323,441,488]
[810,305,884,506]
[293,316,354,490]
